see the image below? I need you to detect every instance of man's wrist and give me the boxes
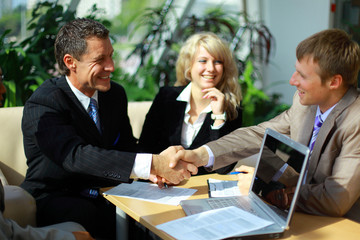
[193,146,211,167]
[131,153,152,179]
[150,154,158,176]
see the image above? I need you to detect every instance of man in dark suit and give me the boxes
[20,18,196,239]
[1,67,94,239]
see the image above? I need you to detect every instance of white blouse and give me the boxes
[177,83,223,148]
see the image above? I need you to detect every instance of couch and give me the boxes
[0,101,152,227]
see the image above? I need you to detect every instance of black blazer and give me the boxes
[21,76,137,199]
[139,86,242,175]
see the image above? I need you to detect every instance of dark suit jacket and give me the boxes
[138,86,242,174]
[21,76,138,200]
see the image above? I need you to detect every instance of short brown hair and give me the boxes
[55,18,109,75]
[296,29,360,87]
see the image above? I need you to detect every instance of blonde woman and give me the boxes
[139,32,242,175]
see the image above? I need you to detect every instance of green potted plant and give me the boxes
[115,2,289,126]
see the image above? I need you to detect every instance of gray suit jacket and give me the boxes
[207,87,360,222]
[0,180,82,240]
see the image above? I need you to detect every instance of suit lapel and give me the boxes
[298,106,316,146]
[98,90,113,141]
[191,113,212,148]
[169,101,186,145]
[307,87,358,182]
[57,76,86,114]
[57,76,102,141]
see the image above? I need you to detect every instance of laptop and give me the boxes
[180,128,310,239]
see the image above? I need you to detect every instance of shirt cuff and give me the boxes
[203,145,214,168]
[131,153,152,179]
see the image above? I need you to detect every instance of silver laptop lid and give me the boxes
[249,128,310,228]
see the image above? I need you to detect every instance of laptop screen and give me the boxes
[251,128,309,221]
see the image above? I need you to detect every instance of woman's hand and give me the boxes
[202,87,225,115]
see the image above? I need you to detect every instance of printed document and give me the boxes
[103,181,197,205]
[207,178,241,197]
[157,206,274,240]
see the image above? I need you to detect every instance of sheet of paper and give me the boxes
[157,206,274,240]
[208,178,241,197]
[103,181,197,205]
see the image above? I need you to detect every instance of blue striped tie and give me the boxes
[309,115,323,152]
[88,98,101,133]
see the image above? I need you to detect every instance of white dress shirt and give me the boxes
[177,83,224,148]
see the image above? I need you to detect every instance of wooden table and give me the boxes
[103,174,360,240]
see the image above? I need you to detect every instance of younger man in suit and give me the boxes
[20,18,196,239]
[171,29,360,222]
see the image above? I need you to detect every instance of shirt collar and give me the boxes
[66,76,98,111]
[316,104,337,123]
[176,82,212,114]
[176,82,192,102]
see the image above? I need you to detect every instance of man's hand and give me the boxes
[236,166,255,195]
[151,146,198,185]
[149,174,173,189]
[170,147,209,169]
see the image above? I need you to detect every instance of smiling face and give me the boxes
[67,37,114,97]
[289,56,333,112]
[190,46,224,91]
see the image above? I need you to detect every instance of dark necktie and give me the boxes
[88,98,101,133]
[309,115,323,152]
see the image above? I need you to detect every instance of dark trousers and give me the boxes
[36,192,116,240]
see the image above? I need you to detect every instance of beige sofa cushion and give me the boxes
[0,107,27,185]
[128,101,152,139]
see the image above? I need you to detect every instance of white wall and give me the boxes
[260,0,332,105]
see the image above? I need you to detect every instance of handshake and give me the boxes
[149,145,209,187]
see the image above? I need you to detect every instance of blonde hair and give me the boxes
[175,32,242,120]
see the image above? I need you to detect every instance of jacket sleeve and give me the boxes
[0,214,79,240]
[208,107,243,174]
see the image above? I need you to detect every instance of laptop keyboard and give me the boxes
[207,197,259,216]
